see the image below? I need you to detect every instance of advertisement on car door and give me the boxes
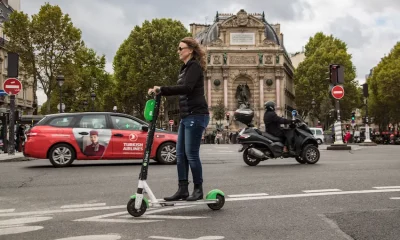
[72,128,112,158]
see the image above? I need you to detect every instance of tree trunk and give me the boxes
[46,93,51,113]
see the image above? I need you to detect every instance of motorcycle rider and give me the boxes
[263,101,298,153]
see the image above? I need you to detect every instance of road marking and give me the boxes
[3,188,400,219]
[228,193,269,198]
[390,197,400,200]
[303,189,342,193]
[61,203,106,209]
[225,188,400,201]
[54,234,122,240]
[373,186,400,189]
[0,216,52,236]
[149,236,225,240]
[0,205,125,217]
[73,205,202,224]
[0,209,15,213]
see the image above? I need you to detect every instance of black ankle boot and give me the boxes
[186,183,203,201]
[163,180,189,201]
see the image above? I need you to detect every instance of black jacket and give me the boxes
[264,111,292,136]
[160,58,209,118]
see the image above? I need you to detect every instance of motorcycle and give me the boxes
[235,109,320,166]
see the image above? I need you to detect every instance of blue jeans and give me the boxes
[176,114,209,184]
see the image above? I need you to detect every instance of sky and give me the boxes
[19,0,400,105]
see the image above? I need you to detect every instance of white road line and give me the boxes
[303,189,342,193]
[0,209,15,213]
[139,215,208,220]
[373,186,400,189]
[390,197,400,200]
[0,205,125,217]
[225,189,400,201]
[61,203,106,209]
[228,193,269,198]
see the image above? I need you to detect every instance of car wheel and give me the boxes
[156,142,176,164]
[317,139,323,145]
[48,143,76,168]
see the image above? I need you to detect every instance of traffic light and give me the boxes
[328,64,345,85]
[226,113,230,121]
[351,112,355,123]
[14,110,21,122]
[362,83,369,98]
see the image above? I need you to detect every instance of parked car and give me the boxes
[23,112,177,167]
[309,127,324,144]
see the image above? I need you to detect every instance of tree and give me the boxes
[4,3,82,113]
[40,44,113,114]
[294,32,361,129]
[368,41,400,130]
[113,18,191,118]
[211,99,226,129]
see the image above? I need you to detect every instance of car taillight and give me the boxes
[26,128,41,138]
[238,134,250,139]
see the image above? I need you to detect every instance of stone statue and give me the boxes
[235,83,251,109]
[258,53,263,65]
[223,53,227,65]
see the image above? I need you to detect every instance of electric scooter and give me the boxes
[127,89,225,217]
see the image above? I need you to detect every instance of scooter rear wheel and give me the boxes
[243,149,261,166]
[127,198,147,217]
[207,194,225,210]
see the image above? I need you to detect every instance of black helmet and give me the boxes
[264,101,275,111]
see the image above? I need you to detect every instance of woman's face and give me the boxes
[177,42,192,62]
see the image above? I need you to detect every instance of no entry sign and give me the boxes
[331,85,344,99]
[3,78,22,95]
[169,120,174,126]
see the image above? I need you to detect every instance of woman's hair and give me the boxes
[180,37,207,71]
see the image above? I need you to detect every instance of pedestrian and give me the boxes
[148,37,209,201]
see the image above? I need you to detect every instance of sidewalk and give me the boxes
[0,152,34,162]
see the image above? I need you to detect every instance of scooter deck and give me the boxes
[151,199,219,207]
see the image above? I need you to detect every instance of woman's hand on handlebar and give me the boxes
[148,86,161,95]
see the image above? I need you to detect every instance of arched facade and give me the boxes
[191,9,296,131]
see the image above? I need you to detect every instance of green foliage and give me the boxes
[4,3,82,113]
[113,18,191,116]
[40,44,113,114]
[294,32,361,129]
[368,41,400,130]
[211,99,226,122]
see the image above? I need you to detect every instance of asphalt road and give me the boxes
[0,144,400,240]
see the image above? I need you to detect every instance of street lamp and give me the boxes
[311,99,316,126]
[90,92,96,111]
[113,106,117,112]
[83,101,88,112]
[56,75,65,113]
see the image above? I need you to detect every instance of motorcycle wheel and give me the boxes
[243,148,261,166]
[302,144,320,164]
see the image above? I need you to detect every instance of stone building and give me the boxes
[190,9,296,131]
[0,0,36,115]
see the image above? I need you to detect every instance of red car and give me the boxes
[23,112,177,167]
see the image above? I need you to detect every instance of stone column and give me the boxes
[223,68,228,109]
[275,77,281,116]
[259,75,265,130]
[207,76,212,106]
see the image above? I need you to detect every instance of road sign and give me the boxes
[291,110,297,117]
[331,85,344,99]
[57,103,65,111]
[3,78,22,95]
[0,90,8,96]
[169,120,174,126]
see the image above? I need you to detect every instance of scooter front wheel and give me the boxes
[243,149,261,166]
[127,198,147,217]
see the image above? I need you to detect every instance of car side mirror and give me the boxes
[141,125,148,131]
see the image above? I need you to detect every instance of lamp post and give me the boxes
[311,99,316,126]
[83,101,88,112]
[90,92,96,111]
[113,106,117,113]
[56,75,65,113]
